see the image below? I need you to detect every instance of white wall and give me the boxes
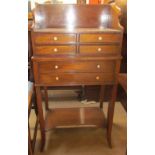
[63,0,76,4]
[30,0,77,9]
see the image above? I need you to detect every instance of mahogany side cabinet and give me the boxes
[31,4,123,151]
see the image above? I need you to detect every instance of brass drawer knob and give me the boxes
[53,36,58,41]
[55,77,59,81]
[97,48,102,52]
[97,65,100,69]
[96,76,100,80]
[54,65,59,69]
[98,36,102,41]
[53,48,58,52]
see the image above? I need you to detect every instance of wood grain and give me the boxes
[31,4,123,151]
[80,33,121,43]
[45,107,105,130]
[34,45,76,55]
[39,73,115,86]
[80,45,120,55]
[38,60,115,73]
[34,33,76,44]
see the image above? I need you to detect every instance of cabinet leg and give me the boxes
[44,86,49,111]
[79,85,86,101]
[28,125,33,155]
[107,84,117,148]
[33,87,38,115]
[35,87,46,152]
[99,85,105,109]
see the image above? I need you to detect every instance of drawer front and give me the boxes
[39,61,115,73]
[34,33,76,44]
[80,33,121,43]
[39,73,115,85]
[79,45,120,55]
[34,45,76,55]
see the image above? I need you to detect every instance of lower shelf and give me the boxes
[45,107,106,131]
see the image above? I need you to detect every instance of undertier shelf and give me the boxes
[45,107,106,131]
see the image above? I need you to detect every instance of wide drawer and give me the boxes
[34,33,76,44]
[39,61,115,73]
[80,33,121,43]
[79,45,120,55]
[39,73,115,85]
[34,45,76,55]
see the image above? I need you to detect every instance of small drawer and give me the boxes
[80,33,121,43]
[39,61,115,73]
[34,33,76,44]
[79,45,120,55]
[34,45,76,55]
[39,73,115,86]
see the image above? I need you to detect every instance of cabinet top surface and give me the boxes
[33,28,122,33]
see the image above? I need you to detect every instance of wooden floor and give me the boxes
[29,90,127,155]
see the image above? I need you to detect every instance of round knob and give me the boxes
[97,48,102,52]
[54,65,59,69]
[97,65,100,69]
[55,77,59,81]
[96,76,100,80]
[98,36,102,41]
[53,36,58,41]
[53,48,58,52]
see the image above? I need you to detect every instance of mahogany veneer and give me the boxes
[45,107,105,131]
[31,4,123,152]
[34,45,76,55]
[79,33,121,43]
[34,33,76,44]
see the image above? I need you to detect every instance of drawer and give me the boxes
[79,45,120,55]
[80,33,121,43]
[34,33,76,44]
[39,61,115,73]
[34,45,76,55]
[39,73,115,85]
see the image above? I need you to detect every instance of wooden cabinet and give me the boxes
[32,29,122,87]
[31,4,123,151]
